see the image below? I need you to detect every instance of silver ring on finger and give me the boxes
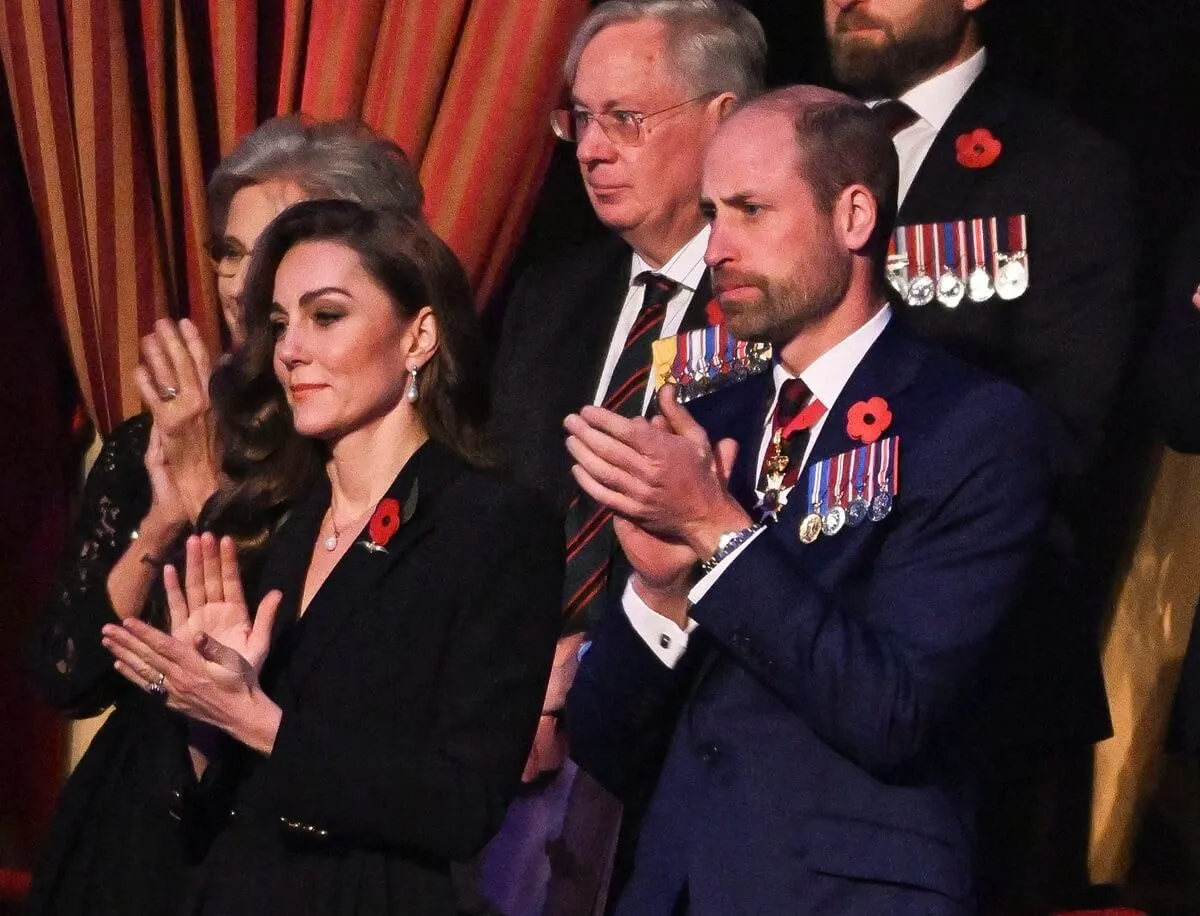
[146,671,168,699]
[159,386,179,401]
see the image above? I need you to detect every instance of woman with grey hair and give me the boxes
[26,114,422,916]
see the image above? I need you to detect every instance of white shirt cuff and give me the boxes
[622,578,697,668]
[688,525,767,605]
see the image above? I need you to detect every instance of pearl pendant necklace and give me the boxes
[323,532,339,551]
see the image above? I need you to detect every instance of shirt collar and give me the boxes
[897,47,987,133]
[630,225,710,293]
[773,304,893,409]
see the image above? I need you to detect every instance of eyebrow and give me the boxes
[721,192,761,207]
[568,96,633,111]
[297,286,352,307]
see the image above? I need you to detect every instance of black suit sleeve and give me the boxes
[26,414,153,716]
[1147,208,1200,453]
[256,492,564,860]
[1013,138,1140,489]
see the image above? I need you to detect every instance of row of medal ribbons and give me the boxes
[793,436,901,543]
[652,325,772,404]
[887,214,1029,308]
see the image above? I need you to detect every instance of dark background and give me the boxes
[4,0,1200,906]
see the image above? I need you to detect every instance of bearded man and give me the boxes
[824,1,1140,909]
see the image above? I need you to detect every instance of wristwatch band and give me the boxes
[699,523,762,575]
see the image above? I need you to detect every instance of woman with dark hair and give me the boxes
[26,116,423,916]
[103,199,562,915]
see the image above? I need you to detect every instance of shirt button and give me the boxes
[659,633,672,650]
[698,742,719,763]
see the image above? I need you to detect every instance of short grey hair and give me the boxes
[564,0,767,101]
[206,115,423,243]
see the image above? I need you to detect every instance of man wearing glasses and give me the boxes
[485,2,765,914]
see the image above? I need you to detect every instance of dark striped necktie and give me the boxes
[561,271,680,631]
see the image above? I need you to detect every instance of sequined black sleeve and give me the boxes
[27,413,156,717]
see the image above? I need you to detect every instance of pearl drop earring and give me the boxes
[405,365,420,403]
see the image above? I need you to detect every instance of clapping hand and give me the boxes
[564,386,749,622]
[102,533,284,754]
[135,318,220,524]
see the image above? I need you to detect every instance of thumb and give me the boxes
[657,386,708,446]
[195,631,248,671]
[247,590,283,665]
[714,437,740,484]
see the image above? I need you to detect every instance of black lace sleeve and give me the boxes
[27,413,158,717]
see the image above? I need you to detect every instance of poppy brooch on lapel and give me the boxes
[846,397,893,444]
[358,482,419,554]
[955,128,1002,169]
[705,297,725,326]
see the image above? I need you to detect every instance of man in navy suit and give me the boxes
[564,85,1049,914]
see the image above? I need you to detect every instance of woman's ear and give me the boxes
[406,305,439,368]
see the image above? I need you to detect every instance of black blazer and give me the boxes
[186,441,563,916]
[490,234,713,513]
[891,68,1140,751]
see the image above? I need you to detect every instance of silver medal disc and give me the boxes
[936,270,966,309]
[906,272,935,307]
[822,506,847,537]
[869,491,893,522]
[846,497,869,527]
[966,266,994,303]
[995,254,1029,300]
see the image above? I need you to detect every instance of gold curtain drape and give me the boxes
[1090,448,1200,881]
[0,0,588,435]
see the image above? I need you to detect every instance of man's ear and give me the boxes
[405,305,440,367]
[836,184,878,255]
[711,91,738,122]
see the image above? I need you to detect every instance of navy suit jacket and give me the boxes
[568,320,1050,915]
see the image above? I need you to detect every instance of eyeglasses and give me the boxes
[550,93,718,146]
[207,238,249,279]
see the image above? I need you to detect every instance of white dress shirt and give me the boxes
[592,226,711,415]
[885,48,987,206]
[624,304,894,666]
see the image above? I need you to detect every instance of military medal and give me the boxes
[798,465,824,544]
[887,228,910,299]
[936,221,967,308]
[817,453,844,536]
[845,447,870,526]
[905,225,936,307]
[995,214,1029,300]
[966,217,995,302]
[868,436,900,521]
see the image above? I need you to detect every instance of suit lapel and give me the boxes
[273,440,466,696]
[798,318,925,482]
[899,71,1016,224]
[678,269,714,333]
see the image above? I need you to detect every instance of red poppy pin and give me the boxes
[705,297,725,326]
[359,482,419,553]
[955,128,1001,169]
[846,396,893,444]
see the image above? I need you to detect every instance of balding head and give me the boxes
[700,85,898,369]
[729,86,899,266]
